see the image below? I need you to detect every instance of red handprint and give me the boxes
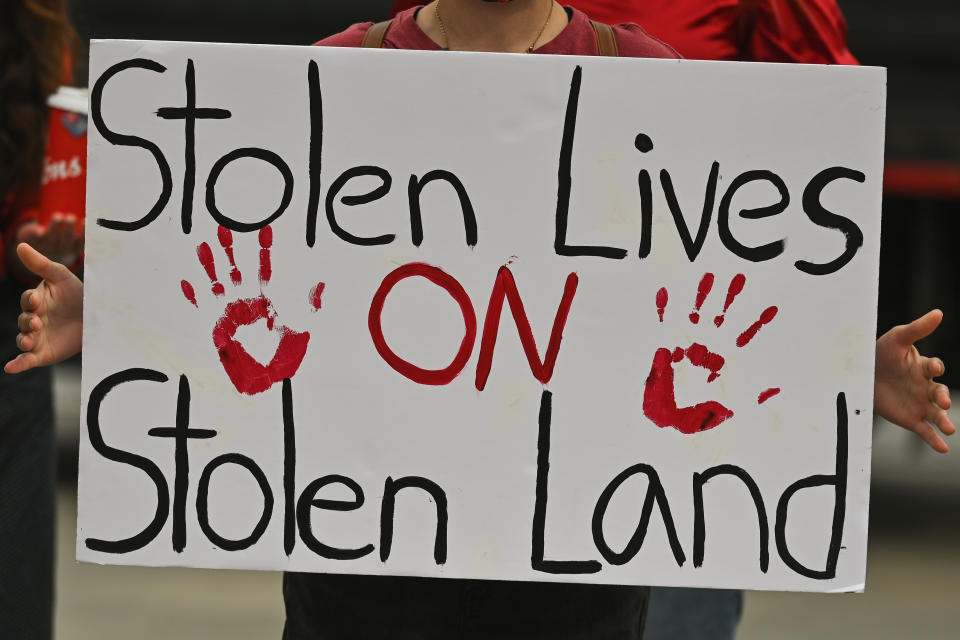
[644,273,780,434]
[181,226,324,395]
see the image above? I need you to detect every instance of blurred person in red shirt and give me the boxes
[1,0,84,638]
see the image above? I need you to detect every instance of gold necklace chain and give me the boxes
[435,0,555,53]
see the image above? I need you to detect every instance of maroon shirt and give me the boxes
[389,0,858,63]
[318,5,680,59]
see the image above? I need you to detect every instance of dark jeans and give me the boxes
[644,587,743,640]
[0,366,54,640]
[283,573,650,639]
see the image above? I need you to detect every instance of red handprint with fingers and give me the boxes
[181,226,325,395]
[644,273,781,435]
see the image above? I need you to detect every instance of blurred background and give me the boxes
[50,0,958,638]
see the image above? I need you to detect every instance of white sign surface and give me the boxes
[79,40,886,593]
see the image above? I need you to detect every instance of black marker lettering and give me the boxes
[775,392,848,579]
[196,453,273,551]
[637,171,653,259]
[554,66,627,260]
[660,161,719,262]
[85,368,170,554]
[717,170,788,262]
[795,168,865,275]
[283,378,296,556]
[147,375,217,553]
[296,475,375,560]
[592,464,686,567]
[326,166,395,246]
[306,60,323,247]
[380,476,448,564]
[408,170,478,247]
[155,59,231,233]
[634,134,654,258]
[693,464,769,572]
[91,59,172,231]
[206,148,293,232]
[532,390,602,574]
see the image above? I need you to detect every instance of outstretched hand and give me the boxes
[4,243,83,375]
[874,309,955,453]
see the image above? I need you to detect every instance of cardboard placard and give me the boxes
[80,40,885,593]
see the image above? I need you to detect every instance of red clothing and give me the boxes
[388,0,857,63]
[320,4,680,59]
[0,52,76,279]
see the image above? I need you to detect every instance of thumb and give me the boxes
[897,309,943,345]
[16,242,73,284]
[4,352,40,375]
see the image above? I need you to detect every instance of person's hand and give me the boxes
[15,213,84,268]
[874,309,955,453]
[4,243,83,374]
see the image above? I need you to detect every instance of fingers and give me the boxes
[921,397,955,452]
[911,420,950,454]
[929,382,952,410]
[18,312,39,333]
[922,356,946,379]
[3,352,39,375]
[932,409,956,437]
[20,288,40,313]
[896,309,943,345]
[15,243,72,283]
[15,331,35,352]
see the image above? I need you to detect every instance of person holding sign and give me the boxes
[6,2,955,639]
[0,0,83,638]
[380,2,860,639]
[380,1,858,637]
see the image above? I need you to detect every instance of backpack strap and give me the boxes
[590,19,619,57]
[736,0,760,59]
[361,19,393,48]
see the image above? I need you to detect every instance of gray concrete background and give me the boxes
[51,488,959,639]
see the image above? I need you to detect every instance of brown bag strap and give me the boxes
[590,19,619,57]
[361,19,393,48]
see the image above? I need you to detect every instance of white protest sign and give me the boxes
[79,40,885,593]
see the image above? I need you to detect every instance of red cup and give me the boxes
[41,86,88,234]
